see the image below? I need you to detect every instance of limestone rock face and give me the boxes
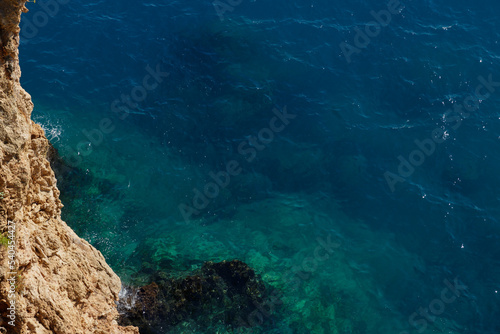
[0,1,138,333]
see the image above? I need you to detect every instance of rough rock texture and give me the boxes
[0,1,138,333]
[118,260,271,334]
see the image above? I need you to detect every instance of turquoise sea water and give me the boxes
[19,0,500,333]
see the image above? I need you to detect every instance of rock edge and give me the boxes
[0,1,138,333]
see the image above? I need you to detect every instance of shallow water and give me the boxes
[20,0,500,332]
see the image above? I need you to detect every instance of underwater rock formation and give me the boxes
[0,1,138,333]
[118,260,273,333]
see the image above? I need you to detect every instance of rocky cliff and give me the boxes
[0,1,138,333]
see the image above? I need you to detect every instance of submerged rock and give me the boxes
[118,260,273,333]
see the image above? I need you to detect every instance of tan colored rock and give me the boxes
[0,1,138,333]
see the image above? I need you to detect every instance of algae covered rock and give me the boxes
[118,259,276,334]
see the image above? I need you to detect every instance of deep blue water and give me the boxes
[19,0,500,333]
